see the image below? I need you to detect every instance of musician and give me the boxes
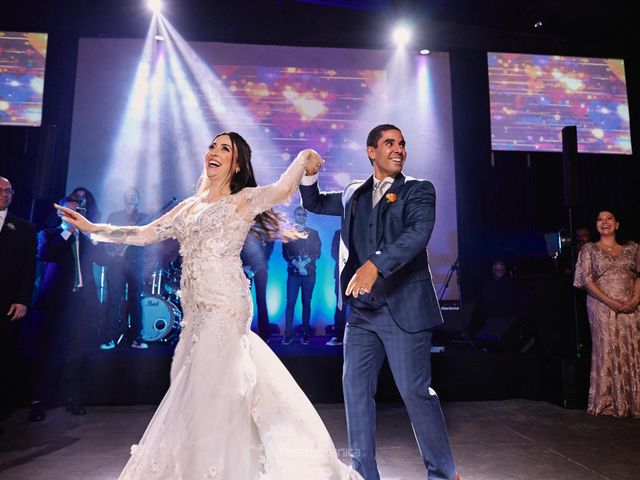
[281,207,321,345]
[29,196,105,418]
[101,187,148,349]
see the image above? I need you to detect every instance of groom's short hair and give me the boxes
[366,124,401,150]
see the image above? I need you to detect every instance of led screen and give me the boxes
[68,34,459,332]
[0,31,47,127]
[488,52,631,155]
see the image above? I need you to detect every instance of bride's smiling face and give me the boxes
[205,134,237,184]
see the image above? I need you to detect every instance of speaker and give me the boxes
[562,125,579,207]
[433,301,465,344]
[474,316,532,353]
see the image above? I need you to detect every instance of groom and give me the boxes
[300,125,459,480]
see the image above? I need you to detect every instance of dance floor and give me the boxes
[1,399,639,479]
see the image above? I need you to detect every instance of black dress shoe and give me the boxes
[28,403,46,422]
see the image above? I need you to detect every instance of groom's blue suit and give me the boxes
[301,172,457,480]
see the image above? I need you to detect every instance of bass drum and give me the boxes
[140,294,182,343]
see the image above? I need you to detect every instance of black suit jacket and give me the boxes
[33,227,105,310]
[0,212,37,321]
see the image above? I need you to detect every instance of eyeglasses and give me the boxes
[0,188,15,195]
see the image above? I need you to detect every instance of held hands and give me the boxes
[345,260,379,298]
[54,203,97,234]
[300,148,324,176]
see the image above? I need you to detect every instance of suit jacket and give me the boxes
[282,227,322,276]
[33,227,105,310]
[300,173,443,332]
[0,212,37,321]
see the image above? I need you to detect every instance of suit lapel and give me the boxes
[0,213,16,248]
[344,175,374,237]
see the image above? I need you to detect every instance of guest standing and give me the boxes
[574,210,640,418]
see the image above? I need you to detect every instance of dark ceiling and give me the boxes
[2,1,636,57]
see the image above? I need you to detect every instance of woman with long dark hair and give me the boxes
[574,209,640,418]
[56,132,361,479]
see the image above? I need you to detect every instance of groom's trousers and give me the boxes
[343,304,457,480]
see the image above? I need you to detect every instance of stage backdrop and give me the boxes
[67,37,458,334]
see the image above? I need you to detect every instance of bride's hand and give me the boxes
[301,149,324,176]
[54,203,97,234]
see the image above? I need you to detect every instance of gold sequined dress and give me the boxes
[92,155,361,479]
[574,241,640,418]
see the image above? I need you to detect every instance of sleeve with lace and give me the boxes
[573,243,594,288]
[90,198,191,246]
[237,151,308,220]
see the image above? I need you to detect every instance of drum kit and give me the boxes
[141,257,183,344]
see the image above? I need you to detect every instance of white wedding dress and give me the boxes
[92,156,361,479]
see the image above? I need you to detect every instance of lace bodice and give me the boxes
[91,153,307,254]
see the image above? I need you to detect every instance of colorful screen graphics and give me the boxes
[488,52,631,155]
[0,31,48,127]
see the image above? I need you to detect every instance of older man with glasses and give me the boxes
[0,176,37,418]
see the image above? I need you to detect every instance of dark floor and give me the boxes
[1,399,639,479]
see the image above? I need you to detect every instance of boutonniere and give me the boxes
[385,193,397,203]
[5,222,16,231]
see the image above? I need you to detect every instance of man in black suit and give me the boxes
[0,176,36,414]
[326,228,346,346]
[29,196,105,419]
[281,207,321,345]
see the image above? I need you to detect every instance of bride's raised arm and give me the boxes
[55,198,192,246]
[236,149,322,219]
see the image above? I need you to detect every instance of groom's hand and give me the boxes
[304,150,324,176]
[345,260,379,298]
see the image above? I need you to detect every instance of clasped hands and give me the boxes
[345,260,379,299]
[609,297,640,314]
[299,148,324,176]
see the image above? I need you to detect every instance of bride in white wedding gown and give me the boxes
[57,132,361,480]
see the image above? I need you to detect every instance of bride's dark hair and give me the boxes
[197,131,287,242]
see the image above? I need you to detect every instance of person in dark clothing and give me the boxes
[241,226,275,341]
[101,187,149,349]
[0,176,36,417]
[281,207,321,345]
[326,228,346,346]
[29,196,105,420]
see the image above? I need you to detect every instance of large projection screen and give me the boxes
[0,31,48,127]
[68,38,459,332]
[488,52,632,155]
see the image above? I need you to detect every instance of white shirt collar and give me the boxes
[373,176,395,188]
[0,209,7,229]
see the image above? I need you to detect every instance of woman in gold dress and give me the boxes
[574,210,640,418]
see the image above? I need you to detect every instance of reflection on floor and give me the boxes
[1,399,639,479]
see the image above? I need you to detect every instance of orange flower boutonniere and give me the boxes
[385,193,397,203]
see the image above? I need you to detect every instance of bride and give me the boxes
[56,132,361,480]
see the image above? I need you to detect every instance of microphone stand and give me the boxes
[438,257,478,350]
[438,257,459,302]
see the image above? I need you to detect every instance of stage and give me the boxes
[69,335,542,406]
[1,399,639,479]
